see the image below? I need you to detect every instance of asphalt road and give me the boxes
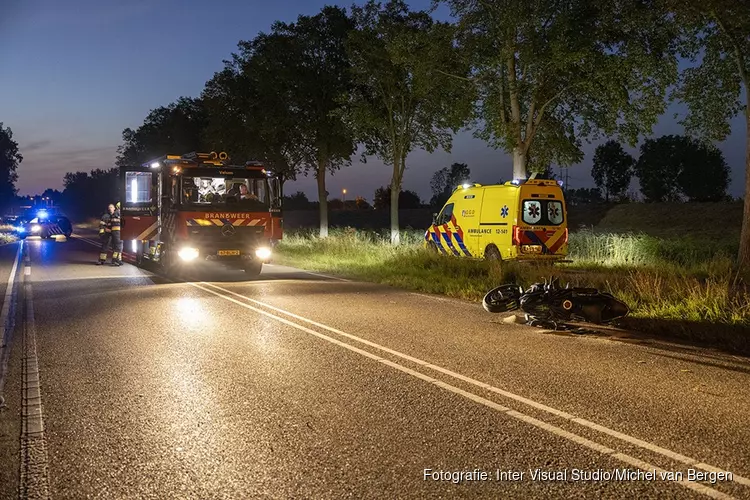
[1,234,750,499]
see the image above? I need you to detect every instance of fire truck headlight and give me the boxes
[31,225,41,233]
[255,247,272,260]
[178,247,199,261]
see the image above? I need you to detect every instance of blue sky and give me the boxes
[1,0,746,201]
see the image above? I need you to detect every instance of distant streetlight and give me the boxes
[342,188,347,202]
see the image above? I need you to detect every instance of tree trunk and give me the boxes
[512,147,527,180]
[738,109,750,270]
[390,153,401,245]
[316,161,328,238]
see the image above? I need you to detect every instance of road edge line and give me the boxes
[0,241,23,406]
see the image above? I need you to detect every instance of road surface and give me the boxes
[0,234,749,499]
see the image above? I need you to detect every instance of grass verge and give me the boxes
[275,228,750,356]
[0,225,17,245]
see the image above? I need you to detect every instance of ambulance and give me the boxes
[424,177,569,261]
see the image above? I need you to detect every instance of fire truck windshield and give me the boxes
[180,176,270,209]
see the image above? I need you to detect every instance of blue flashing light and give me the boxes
[16,226,25,233]
[557,180,564,187]
[37,210,49,219]
[510,179,521,185]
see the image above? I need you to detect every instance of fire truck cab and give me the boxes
[120,151,282,277]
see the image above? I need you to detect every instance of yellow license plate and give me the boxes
[218,250,240,256]
[522,245,542,254]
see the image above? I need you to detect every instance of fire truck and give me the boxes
[120,152,282,277]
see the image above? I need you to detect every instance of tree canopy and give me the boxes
[0,123,22,213]
[340,0,473,243]
[668,0,750,266]
[373,186,422,210]
[592,140,635,202]
[440,0,680,180]
[116,97,208,167]
[429,162,471,208]
[635,135,729,202]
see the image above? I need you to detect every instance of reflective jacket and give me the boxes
[99,212,112,235]
[110,209,121,233]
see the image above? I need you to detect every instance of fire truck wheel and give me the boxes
[161,249,178,277]
[244,260,262,277]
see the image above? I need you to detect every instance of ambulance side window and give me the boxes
[437,203,454,225]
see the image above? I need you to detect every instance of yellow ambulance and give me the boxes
[424,178,569,261]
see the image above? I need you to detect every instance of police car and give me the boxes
[13,210,72,240]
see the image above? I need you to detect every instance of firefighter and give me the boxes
[96,204,115,265]
[110,202,123,266]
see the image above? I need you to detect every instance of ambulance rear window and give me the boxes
[522,200,564,226]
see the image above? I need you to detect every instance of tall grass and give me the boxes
[0,225,17,244]
[276,228,750,327]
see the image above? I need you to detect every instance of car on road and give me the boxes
[13,210,72,240]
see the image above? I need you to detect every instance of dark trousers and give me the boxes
[111,231,122,262]
[99,232,112,263]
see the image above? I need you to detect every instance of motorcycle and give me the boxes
[482,278,629,330]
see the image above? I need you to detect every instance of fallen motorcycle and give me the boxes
[482,278,629,330]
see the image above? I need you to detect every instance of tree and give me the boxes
[340,0,473,244]
[429,162,471,208]
[373,186,422,209]
[668,0,750,267]
[566,187,604,206]
[0,123,22,214]
[441,0,680,180]
[634,135,729,202]
[355,196,371,210]
[676,140,730,202]
[592,140,635,202]
[282,191,312,210]
[116,97,208,167]
[60,168,119,220]
[204,7,355,238]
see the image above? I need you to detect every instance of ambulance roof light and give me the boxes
[461,183,472,189]
[557,180,564,187]
[150,162,160,169]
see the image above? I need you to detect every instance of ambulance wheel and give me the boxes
[485,245,502,261]
[244,260,262,277]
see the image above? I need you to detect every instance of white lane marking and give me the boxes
[190,282,734,500]
[20,245,51,497]
[0,242,23,402]
[200,281,750,488]
[300,270,351,282]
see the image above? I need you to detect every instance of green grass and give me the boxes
[0,225,17,244]
[275,228,750,330]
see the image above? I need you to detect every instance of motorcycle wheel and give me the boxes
[482,284,522,313]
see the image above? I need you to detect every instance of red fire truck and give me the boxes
[120,152,282,277]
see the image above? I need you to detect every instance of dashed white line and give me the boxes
[192,281,738,499]
[19,245,51,498]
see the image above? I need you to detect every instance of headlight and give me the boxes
[255,247,272,260]
[177,247,199,261]
[31,225,41,233]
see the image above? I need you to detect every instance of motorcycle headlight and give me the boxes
[255,247,272,260]
[178,247,199,261]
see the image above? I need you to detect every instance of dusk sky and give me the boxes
[1,0,746,202]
